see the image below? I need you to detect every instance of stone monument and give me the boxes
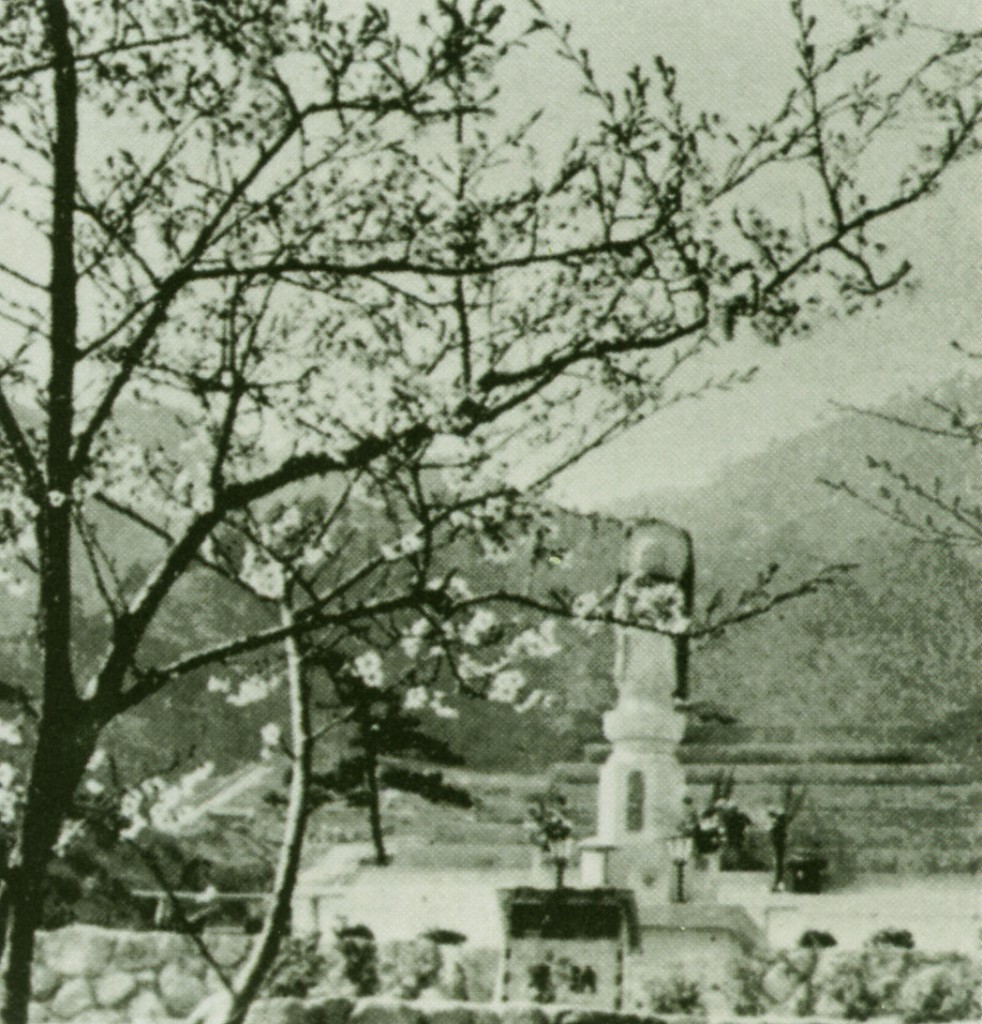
[496,887,640,1009]
[581,523,694,898]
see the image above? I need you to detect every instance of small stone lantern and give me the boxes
[666,834,692,903]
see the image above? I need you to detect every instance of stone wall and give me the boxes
[25,926,980,1023]
[27,926,501,1022]
[241,997,978,1024]
[30,925,251,1022]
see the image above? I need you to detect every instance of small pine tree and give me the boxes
[308,670,471,865]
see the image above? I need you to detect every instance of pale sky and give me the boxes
[527,0,982,506]
[1,1,977,508]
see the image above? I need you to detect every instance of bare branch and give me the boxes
[0,389,44,501]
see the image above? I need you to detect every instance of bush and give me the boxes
[898,961,980,1023]
[384,938,443,999]
[422,927,467,946]
[815,949,971,1022]
[731,956,769,1016]
[648,975,705,1015]
[527,960,556,1004]
[799,929,837,949]
[871,928,915,950]
[818,953,882,1021]
[264,934,328,997]
[335,922,380,996]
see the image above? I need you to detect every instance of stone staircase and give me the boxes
[548,729,981,877]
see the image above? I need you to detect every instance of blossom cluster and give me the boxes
[118,762,216,840]
[208,672,280,706]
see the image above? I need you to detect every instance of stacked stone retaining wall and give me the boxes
[237,1000,977,1024]
[30,925,250,1022]
[25,926,979,1023]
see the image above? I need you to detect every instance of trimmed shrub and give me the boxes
[898,960,980,1023]
[336,923,381,997]
[730,955,769,1016]
[265,934,328,998]
[870,928,915,950]
[647,975,705,1015]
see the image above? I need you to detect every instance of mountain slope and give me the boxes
[1,381,976,776]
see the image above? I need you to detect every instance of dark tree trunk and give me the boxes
[365,750,387,867]
[4,0,85,1016]
[0,717,95,1024]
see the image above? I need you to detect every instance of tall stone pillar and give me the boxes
[584,526,692,897]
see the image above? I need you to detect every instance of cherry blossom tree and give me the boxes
[0,0,978,1020]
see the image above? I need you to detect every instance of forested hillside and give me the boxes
[0,382,977,777]
[625,376,981,759]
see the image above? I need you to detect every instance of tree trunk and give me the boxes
[365,749,387,867]
[2,0,86,1015]
[217,601,315,1024]
[0,717,95,1024]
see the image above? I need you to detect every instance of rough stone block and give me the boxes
[159,960,209,1017]
[420,1001,476,1024]
[495,1003,551,1024]
[51,977,94,1019]
[76,1010,126,1024]
[761,961,801,1004]
[209,933,253,969]
[31,964,61,1002]
[555,1012,642,1024]
[113,932,174,972]
[114,933,197,970]
[95,970,138,1008]
[458,950,500,1004]
[128,988,171,1022]
[206,966,234,993]
[176,952,210,980]
[243,997,308,1024]
[303,995,354,1024]
[470,1008,501,1024]
[41,926,116,977]
[349,997,425,1024]
[185,990,234,1024]
[436,962,470,1002]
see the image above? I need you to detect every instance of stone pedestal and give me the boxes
[594,695,687,895]
[582,529,692,902]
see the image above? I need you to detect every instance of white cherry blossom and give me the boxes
[488,669,525,704]
[461,608,498,646]
[0,720,22,746]
[353,650,384,689]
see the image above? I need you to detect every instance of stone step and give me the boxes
[845,847,981,873]
[567,805,976,835]
[684,781,981,810]
[555,789,979,825]
[677,743,941,765]
[553,760,979,787]
[684,762,978,785]
[681,723,947,744]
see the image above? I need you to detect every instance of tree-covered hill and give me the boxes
[622,376,980,758]
[1,382,977,778]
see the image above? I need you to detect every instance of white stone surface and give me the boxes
[590,531,689,895]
